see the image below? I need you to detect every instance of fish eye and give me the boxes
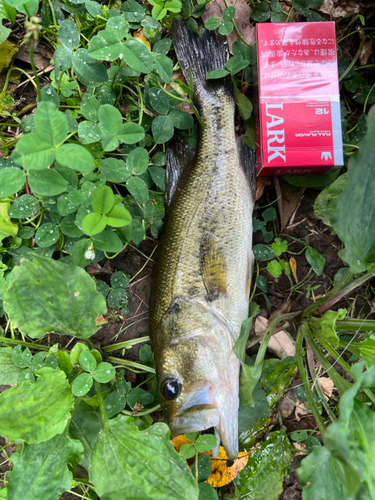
[161,379,181,400]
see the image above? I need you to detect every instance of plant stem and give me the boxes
[335,319,375,332]
[29,45,42,102]
[0,335,50,350]
[107,355,155,374]
[304,325,351,396]
[296,325,327,436]
[102,335,150,353]
[121,404,161,416]
[316,266,375,315]
[94,380,108,426]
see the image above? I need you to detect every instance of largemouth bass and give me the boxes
[149,19,256,460]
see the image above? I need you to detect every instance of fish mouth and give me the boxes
[169,404,220,438]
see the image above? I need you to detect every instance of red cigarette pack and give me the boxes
[254,22,344,176]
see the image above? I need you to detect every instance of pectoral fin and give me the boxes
[200,236,228,302]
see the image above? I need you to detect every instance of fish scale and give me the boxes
[149,19,256,459]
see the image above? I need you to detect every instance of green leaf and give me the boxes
[8,194,39,218]
[92,362,115,383]
[80,93,101,121]
[28,169,68,196]
[127,147,149,175]
[126,387,153,407]
[149,166,166,190]
[333,110,375,271]
[206,69,230,80]
[3,254,106,339]
[219,21,234,36]
[0,347,22,384]
[117,122,145,144]
[233,431,290,500]
[34,101,68,146]
[152,114,174,144]
[78,121,101,144]
[348,335,375,368]
[271,237,287,256]
[69,401,101,470]
[223,6,235,20]
[306,246,325,275]
[191,453,212,483]
[154,54,173,83]
[251,0,270,21]
[122,39,154,73]
[235,92,252,120]
[169,109,194,130]
[238,384,271,433]
[58,19,79,50]
[148,87,170,115]
[82,212,108,235]
[126,176,149,205]
[98,104,123,134]
[70,342,89,365]
[12,134,56,170]
[101,157,131,183]
[79,350,97,372]
[226,56,249,75]
[198,483,218,500]
[35,223,60,247]
[297,446,347,500]
[91,185,114,214]
[253,244,275,261]
[91,417,198,499]
[195,434,217,453]
[72,372,93,396]
[88,28,123,61]
[111,271,130,289]
[292,0,309,15]
[6,431,83,500]
[0,367,73,443]
[233,304,260,364]
[107,205,132,227]
[308,309,346,348]
[92,230,123,253]
[105,392,126,418]
[0,168,26,198]
[108,288,129,309]
[72,49,108,85]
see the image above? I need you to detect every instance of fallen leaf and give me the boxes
[268,330,296,359]
[290,257,298,283]
[0,39,18,73]
[319,0,360,17]
[279,394,295,419]
[359,38,372,66]
[255,315,268,336]
[293,441,307,456]
[202,0,255,53]
[255,176,271,201]
[317,377,334,400]
[16,43,53,70]
[278,187,305,232]
[134,29,151,50]
[96,315,108,325]
[295,401,311,421]
[172,435,250,487]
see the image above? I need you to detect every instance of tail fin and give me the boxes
[171,18,229,93]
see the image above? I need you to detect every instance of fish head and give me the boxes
[153,298,240,459]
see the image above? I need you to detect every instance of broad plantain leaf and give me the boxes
[3,254,106,339]
[90,416,198,500]
[333,106,375,272]
[314,173,348,226]
[233,431,290,500]
[6,431,83,500]
[0,347,22,384]
[0,367,73,443]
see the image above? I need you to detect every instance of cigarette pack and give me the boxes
[254,22,344,176]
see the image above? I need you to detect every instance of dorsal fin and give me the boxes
[236,135,256,198]
[166,138,195,208]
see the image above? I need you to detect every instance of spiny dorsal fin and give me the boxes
[236,135,256,198]
[166,138,195,208]
[200,235,228,302]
